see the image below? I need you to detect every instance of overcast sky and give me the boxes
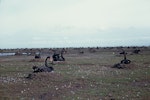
[0,0,150,48]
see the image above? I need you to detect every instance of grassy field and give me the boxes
[0,47,150,100]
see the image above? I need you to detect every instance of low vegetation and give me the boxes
[0,47,150,100]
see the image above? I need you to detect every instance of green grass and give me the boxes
[0,49,150,100]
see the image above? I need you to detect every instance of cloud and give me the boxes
[1,0,150,33]
[0,0,150,48]
[1,27,149,48]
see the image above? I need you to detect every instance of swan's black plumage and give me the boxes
[33,56,54,73]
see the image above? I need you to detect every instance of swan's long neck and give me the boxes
[60,52,65,61]
[124,53,127,60]
[45,57,49,67]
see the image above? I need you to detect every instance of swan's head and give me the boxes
[47,56,50,59]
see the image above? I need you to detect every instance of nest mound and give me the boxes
[112,63,137,69]
[26,72,63,80]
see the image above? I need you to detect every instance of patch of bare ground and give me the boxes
[29,58,44,62]
[19,72,92,99]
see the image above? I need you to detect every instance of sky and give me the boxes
[0,0,150,48]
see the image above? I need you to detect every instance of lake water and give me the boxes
[0,52,31,56]
[0,53,15,56]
